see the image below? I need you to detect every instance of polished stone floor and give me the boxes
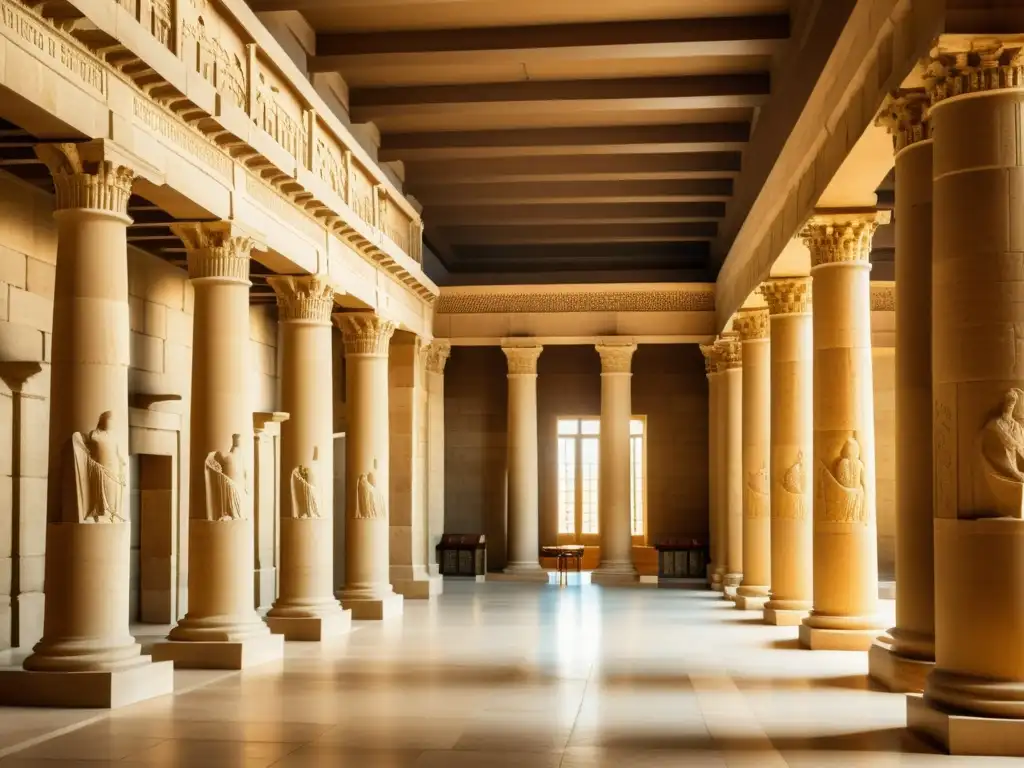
[0,581,1016,767]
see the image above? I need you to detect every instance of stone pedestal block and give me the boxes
[734,593,769,611]
[869,637,932,693]
[0,660,173,708]
[153,633,284,670]
[798,623,878,652]
[341,592,404,621]
[763,606,808,626]
[908,694,1024,757]
[266,613,352,642]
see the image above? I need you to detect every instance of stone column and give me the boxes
[425,341,450,578]
[265,276,350,640]
[0,144,173,708]
[593,343,638,585]
[699,344,723,590]
[798,210,888,651]
[334,313,403,619]
[252,412,287,613]
[760,277,814,626]
[501,344,546,579]
[154,223,283,669]
[870,92,935,692]
[717,335,744,598]
[907,40,1024,756]
[734,308,771,610]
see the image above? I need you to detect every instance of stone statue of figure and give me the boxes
[816,437,867,524]
[205,434,247,521]
[290,446,321,519]
[69,411,127,523]
[355,459,386,520]
[746,463,769,519]
[979,388,1024,516]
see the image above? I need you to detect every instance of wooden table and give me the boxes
[541,545,585,586]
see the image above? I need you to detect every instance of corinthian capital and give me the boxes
[715,335,742,370]
[761,277,812,316]
[926,36,1024,106]
[172,222,256,284]
[35,143,134,217]
[733,308,770,341]
[267,275,335,324]
[334,312,395,356]
[596,342,637,374]
[875,89,930,155]
[424,340,451,374]
[502,344,543,376]
[699,343,721,375]
[800,210,890,269]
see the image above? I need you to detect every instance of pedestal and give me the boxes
[490,568,550,584]
[908,694,1024,757]
[869,636,932,693]
[591,570,639,587]
[265,613,352,642]
[392,574,444,599]
[763,606,809,626]
[734,592,769,611]
[0,660,174,708]
[341,592,404,621]
[798,622,878,652]
[152,634,284,670]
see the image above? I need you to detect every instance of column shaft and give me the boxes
[503,345,544,577]
[425,342,450,577]
[700,345,723,589]
[719,336,744,596]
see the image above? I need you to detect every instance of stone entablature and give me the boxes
[0,0,435,324]
[436,284,715,315]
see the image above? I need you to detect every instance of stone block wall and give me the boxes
[873,347,896,581]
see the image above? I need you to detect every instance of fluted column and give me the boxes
[265,276,350,640]
[799,210,888,651]
[870,92,935,691]
[734,308,771,610]
[0,144,173,707]
[700,344,724,590]
[907,40,1024,755]
[502,344,545,579]
[717,335,744,598]
[155,223,283,669]
[334,313,403,619]
[761,277,814,626]
[425,342,451,578]
[593,343,638,584]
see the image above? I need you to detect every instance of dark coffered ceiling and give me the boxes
[250,0,792,278]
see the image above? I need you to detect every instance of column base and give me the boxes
[908,694,1024,757]
[712,582,725,593]
[591,564,639,586]
[392,575,444,599]
[734,593,769,611]
[151,633,284,669]
[266,611,352,642]
[868,637,932,693]
[763,607,809,626]
[0,658,174,709]
[487,570,550,583]
[340,592,404,620]
[798,622,882,651]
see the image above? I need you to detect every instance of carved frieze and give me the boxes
[424,340,451,375]
[761,277,811,316]
[596,343,637,374]
[180,0,247,110]
[314,130,347,200]
[876,89,930,155]
[927,37,1024,106]
[252,61,309,164]
[115,0,172,50]
[267,274,335,324]
[800,211,890,269]
[35,143,134,215]
[334,312,396,356]
[436,287,715,315]
[733,307,770,341]
[132,96,234,180]
[503,345,543,375]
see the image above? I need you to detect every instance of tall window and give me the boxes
[557,417,646,541]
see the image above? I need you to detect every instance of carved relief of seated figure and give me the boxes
[979,388,1024,517]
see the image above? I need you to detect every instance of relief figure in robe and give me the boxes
[816,437,867,524]
[772,450,806,521]
[355,459,386,520]
[68,411,127,523]
[979,387,1024,517]
[746,462,769,520]
[290,446,322,519]
[205,433,247,521]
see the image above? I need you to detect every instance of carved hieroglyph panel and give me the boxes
[383,190,412,254]
[252,53,308,165]
[314,118,347,201]
[115,0,173,50]
[180,0,247,110]
[349,160,375,227]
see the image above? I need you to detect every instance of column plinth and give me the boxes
[592,343,638,585]
[699,345,723,589]
[760,278,814,626]
[154,223,283,668]
[905,39,1024,757]
[334,313,404,619]
[734,309,771,611]
[799,211,888,651]
[265,276,350,640]
[501,344,546,580]
[0,143,173,708]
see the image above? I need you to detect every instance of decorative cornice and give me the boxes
[926,37,1024,107]
[871,283,895,312]
[733,308,770,341]
[876,89,931,155]
[267,275,335,323]
[595,343,637,374]
[35,143,133,216]
[800,210,891,269]
[761,277,812,316]
[424,340,451,374]
[715,336,742,370]
[172,222,254,283]
[334,312,395,356]
[436,286,715,315]
[502,345,543,375]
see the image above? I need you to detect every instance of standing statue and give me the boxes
[69,411,127,523]
[979,388,1024,516]
[204,433,247,521]
[816,437,867,524]
[355,458,386,520]
[290,445,322,519]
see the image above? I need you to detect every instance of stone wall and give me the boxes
[0,171,280,650]
[873,347,896,581]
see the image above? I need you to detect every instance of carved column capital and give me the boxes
[424,340,451,374]
[596,343,637,375]
[761,277,812,316]
[733,308,770,341]
[714,335,742,370]
[502,344,543,376]
[35,143,134,217]
[926,36,1024,107]
[334,312,395,356]
[267,275,335,324]
[700,343,722,375]
[800,210,890,269]
[876,89,931,155]
[172,222,255,284]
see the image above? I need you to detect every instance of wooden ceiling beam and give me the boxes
[400,178,734,205]
[440,221,717,245]
[446,241,711,272]
[426,201,726,226]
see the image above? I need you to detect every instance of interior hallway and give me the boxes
[0,581,1011,767]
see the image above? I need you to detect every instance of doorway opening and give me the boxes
[129,454,175,624]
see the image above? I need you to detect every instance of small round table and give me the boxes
[541,545,584,586]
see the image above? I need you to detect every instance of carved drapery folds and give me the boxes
[746,464,769,520]
[65,411,127,524]
[355,460,386,520]
[204,433,248,521]
[424,340,451,375]
[502,344,543,376]
[35,143,134,216]
[979,388,1024,518]
[800,211,891,268]
[876,89,931,155]
[267,275,335,324]
[595,343,637,374]
[290,446,322,520]
[926,37,1024,105]
[761,277,812,316]
[733,307,770,341]
[335,312,396,356]
[816,437,868,525]
[172,222,255,283]
[775,451,807,522]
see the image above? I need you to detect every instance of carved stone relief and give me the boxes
[314,133,347,199]
[290,446,321,519]
[66,411,127,523]
[116,0,172,49]
[204,433,248,521]
[355,459,386,520]
[978,388,1024,517]
[746,463,769,520]
[815,437,868,524]
[773,451,806,521]
[934,399,954,517]
[181,0,247,110]
[253,65,308,163]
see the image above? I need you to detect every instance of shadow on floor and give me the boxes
[595,728,936,754]
[768,638,802,650]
